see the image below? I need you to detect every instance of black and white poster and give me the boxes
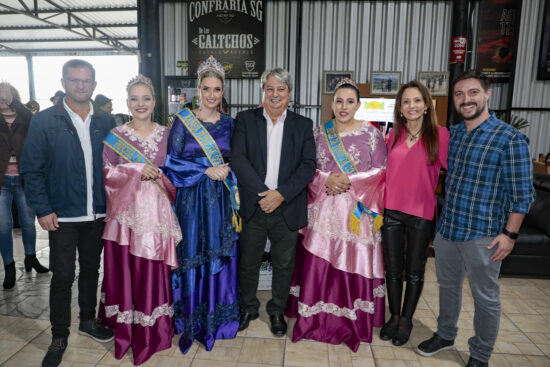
[188,0,264,79]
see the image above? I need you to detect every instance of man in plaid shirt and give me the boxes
[416,70,535,367]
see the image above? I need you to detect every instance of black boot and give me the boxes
[3,262,16,289]
[392,276,424,346]
[24,254,49,273]
[380,277,403,340]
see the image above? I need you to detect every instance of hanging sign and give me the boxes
[476,0,522,82]
[537,0,550,80]
[187,0,265,79]
[450,36,467,64]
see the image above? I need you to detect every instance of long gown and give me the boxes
[164,112,239,354]
[98,123,182,365]
[285,121,387,352]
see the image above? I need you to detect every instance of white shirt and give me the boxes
[263,108,287,190]
[58,99,105,222]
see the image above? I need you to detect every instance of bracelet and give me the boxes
[502,228,519,240]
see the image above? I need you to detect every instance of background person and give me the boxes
[21,59,115,367]
[231,67,317,337]
[49,90,64,105]
[381,80,449,346]
[94,94,113,115]
[285,78,386,351]
[164,56,240,353]
[0,82,48,290]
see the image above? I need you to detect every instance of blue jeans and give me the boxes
[0,175,37,265]
[434,232,502,363]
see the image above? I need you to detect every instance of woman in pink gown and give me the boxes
[98,75,182,365]
[286,78,386,351]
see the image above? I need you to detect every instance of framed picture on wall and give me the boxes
[418,71,450,96]
[370,71,401,95]
[323,71,355,94]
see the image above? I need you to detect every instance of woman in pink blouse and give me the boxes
[381,81,449,346]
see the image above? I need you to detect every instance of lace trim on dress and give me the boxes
[297,298,375,320]
[113,180,182,243]
[103,300,174,327]
[174,300,239,337]
[306,193,382,244]
[289,285,300,297]
[118,123,165,163]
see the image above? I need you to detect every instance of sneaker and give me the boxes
[416,333,454,357]
[78,318,114,342]
[466,357,489,367]
[42,337,67,367]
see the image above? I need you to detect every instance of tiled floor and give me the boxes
[1,224,550,366]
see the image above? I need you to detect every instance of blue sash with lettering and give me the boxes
[323,120,383,234]
[103,131,174,208]
[175,108,241,232]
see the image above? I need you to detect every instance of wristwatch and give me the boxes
[502,228,519,240]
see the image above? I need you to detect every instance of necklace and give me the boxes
[405,126,422,142]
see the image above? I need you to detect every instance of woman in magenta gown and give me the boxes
[286,78,386,351]
[98,75,182,365]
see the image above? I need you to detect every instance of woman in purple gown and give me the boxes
[286,78,387,351]
[164,56,240,354]
[98,75,182,365]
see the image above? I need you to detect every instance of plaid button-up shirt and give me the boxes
[437,112,535,242]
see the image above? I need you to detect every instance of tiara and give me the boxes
[334,77,358,91]
[197,56,225,80]
[126,74,154,94]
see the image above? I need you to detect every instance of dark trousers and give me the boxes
[239,207,298,316]
[381,209,434,318]
[48,219,105,338]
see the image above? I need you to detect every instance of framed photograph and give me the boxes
[418,71,450,96]
[370,71,401,95]
[323,71,355,94]
[537,0,550,80]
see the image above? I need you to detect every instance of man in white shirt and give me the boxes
[231,68,316,336]
[21,59,115,367]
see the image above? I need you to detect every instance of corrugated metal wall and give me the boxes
[511,0,550,157]
[160,0,549,156]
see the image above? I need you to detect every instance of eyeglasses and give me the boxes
[64,77,94,86]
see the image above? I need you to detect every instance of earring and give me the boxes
[400,113,403,117]
[424,110,427,115]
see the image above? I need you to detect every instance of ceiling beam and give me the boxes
[0,6,138,15]
[0,2,136,53]
[0,23,137,30]
[0,37,136,43]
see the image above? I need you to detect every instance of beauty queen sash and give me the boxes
[103,131,175,208]
[175,108,241,233]
[323,120,383,235]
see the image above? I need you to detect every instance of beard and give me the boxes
[458,100,486,121]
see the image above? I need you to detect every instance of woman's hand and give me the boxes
[205,163,230,181]
[325,173,351,195]
[141,164,162,181]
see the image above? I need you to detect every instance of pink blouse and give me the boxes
[384,125,449,220]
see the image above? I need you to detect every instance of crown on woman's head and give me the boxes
[197,56,225,80]
[334,77,358,91]
[126,74,154,94]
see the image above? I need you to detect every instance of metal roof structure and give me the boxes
[0,0,138,56]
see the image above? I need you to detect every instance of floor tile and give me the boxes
[284,339,329,367]
[239,337,284,365]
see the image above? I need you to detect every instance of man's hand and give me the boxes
[258,190,284,213]
[325,173,351,196]
[488,233,515,261]
[38,213,59,231]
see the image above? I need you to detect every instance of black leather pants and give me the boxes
[382,209,434,318]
